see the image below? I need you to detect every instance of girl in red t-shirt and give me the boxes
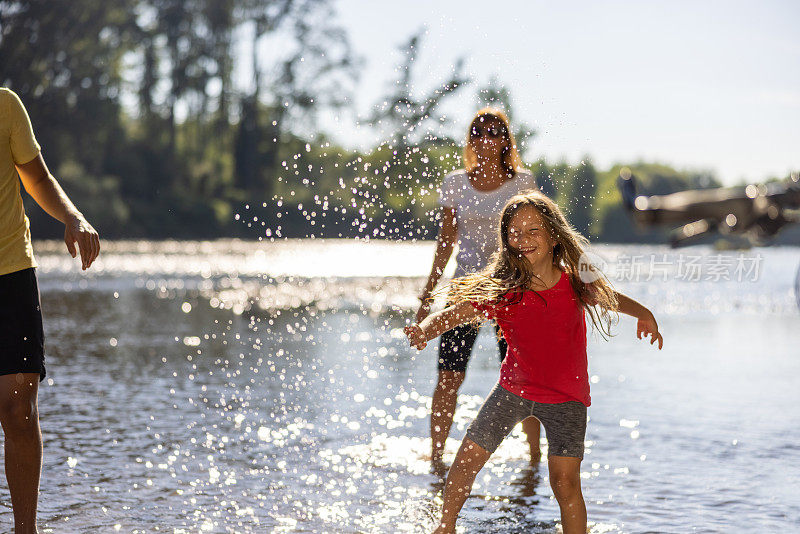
[404,190,663,534]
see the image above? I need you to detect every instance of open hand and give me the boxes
[404,323,428,350]
[64,214,100,270]
[637,313,663,349]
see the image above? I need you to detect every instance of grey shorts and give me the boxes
[465,383,587,458]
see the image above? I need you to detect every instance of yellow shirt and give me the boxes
[0,88,40,276]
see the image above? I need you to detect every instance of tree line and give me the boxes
[2,1,794,244]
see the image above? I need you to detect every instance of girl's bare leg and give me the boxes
[548,455,586,534]
[430,370,465,464]
[433,373,541,466]
[521,417,541,463]
[433,437,492,533]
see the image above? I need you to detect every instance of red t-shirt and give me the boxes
[474,271,590,406]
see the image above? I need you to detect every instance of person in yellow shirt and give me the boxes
[0,87,99,533]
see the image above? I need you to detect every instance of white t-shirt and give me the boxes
[438,169,537,276]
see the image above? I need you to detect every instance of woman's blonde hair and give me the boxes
[448,190,619,337]
[463,107,524,176]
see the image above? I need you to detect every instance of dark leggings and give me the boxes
[437,323,507,372]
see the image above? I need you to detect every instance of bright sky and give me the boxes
[328,0,799,185]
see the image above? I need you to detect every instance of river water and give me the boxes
[3,240,798,533]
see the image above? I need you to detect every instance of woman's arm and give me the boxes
[405,301,481,350]
[17,154,100,270]
[615,291,663,349]
[416,206,458,323]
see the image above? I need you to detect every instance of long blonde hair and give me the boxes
[463,108,524,176]
[448,190,619,337]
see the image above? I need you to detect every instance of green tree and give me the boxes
[234,0,359,197]
[564,159,598,237]
[529,159,556,198]
[0,0,134,172]
[549,160,572,208]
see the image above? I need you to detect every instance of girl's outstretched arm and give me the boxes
[614,291,664,349]
[404,301,481,350]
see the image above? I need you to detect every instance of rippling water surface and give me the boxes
[3,240,799,533]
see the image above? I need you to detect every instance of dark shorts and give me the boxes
[465,383,587,458]
[0,268,46,381]
[438,323,508,372]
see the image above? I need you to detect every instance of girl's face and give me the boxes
[469,116,509,160]
[506,205,556,265]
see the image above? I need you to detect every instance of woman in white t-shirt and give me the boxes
[417,108,542,468]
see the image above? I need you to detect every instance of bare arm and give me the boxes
[404,301,481,350]
[614,291,663,349]
[615,291,652,320]
[416,206,458,322]
[17,154,100,270]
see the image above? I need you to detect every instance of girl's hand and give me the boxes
[637,312,663,349]
[404,323,428,350]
